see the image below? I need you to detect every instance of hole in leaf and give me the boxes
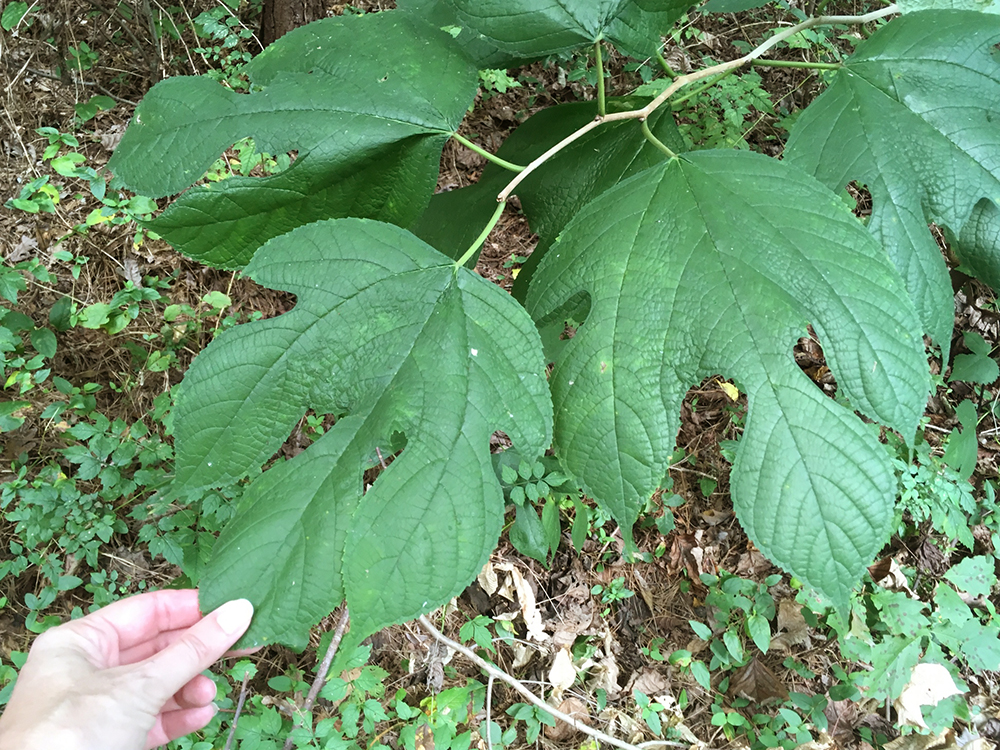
[362,430,406,488]
[490,430,512,453]
[793,329,838,398]
[844,180,872,219]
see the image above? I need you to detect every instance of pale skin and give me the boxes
[0,589,254,750]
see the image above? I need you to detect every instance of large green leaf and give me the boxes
[187,219,551,647]
[444,0,690,58]
[784,11,1000,360]
[527,150,928,606]
[108,12,477,269]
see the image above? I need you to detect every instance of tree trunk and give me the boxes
[259,0,325,47]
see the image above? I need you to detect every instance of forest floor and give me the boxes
[1,1,999,749]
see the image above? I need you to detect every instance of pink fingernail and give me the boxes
[216,599,254,635]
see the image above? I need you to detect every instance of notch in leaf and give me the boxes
[527,150,929,607]
[108,11,478,270]
[187,219,552,647]
[785,10,1000,362]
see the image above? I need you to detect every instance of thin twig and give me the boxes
[594,39,606,117]
[223,671,251,750]
[497,4,897,202]
[140,0,164,79]
[418,616,686,750]
[669,465,718,481]
[485,674,496,750]
[282,607,350,750]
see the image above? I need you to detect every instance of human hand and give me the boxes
[0,589,253,750]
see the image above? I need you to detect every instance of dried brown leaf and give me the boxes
[729,656,789,703]
[545,698,590,741]
[625,668,671,702]
[772,598,811,652]
[415,723,435,750]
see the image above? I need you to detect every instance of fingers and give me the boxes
[121,630,264,666]
[118,625,198,665]
[159,674,217,713]
[72,589,204,654]
[145,704,218,749]
[140,599,254,702]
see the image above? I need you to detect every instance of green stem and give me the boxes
[751,58,841,70]
[641,120,678,159]
[455,200,506,268]
[670,69,736,107]
[655,49,678,78]
[450,133,525,173]
[594,40,607,116]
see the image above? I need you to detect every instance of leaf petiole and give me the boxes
[641,119,678,159]
[656,49,678,79]
[450,132,525,172]
[751,59,841,70]
[594,39,607,117]
[455,199,506,268]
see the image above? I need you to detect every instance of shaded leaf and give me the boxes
[958,197,1000,288]
[410,97,684,294]
[527,150,928,606]
[193,219,551,647]
[949,331,998,384]
[109,12,477,269]
[29,327,56,359]
[397,0,536,68]
[0,267,27,304]
[444,0,690,59]
[942,399,978,480]
[785,11,1000,360]
[898,0,998,13]
[746,613,771,653]
[510,504,550,563]
[701,0,771,13]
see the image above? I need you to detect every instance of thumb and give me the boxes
[141,598,254,701]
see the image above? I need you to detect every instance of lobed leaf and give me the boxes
[189,219,551,647]
[443,0,690,58]
[527,150,928,606]
[785,11,1000,360]
[108,12,477,269]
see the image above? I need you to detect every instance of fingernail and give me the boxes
[215,599,254,635]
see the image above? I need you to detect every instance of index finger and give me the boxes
[73,589,204,654]
[140,598,254,702]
